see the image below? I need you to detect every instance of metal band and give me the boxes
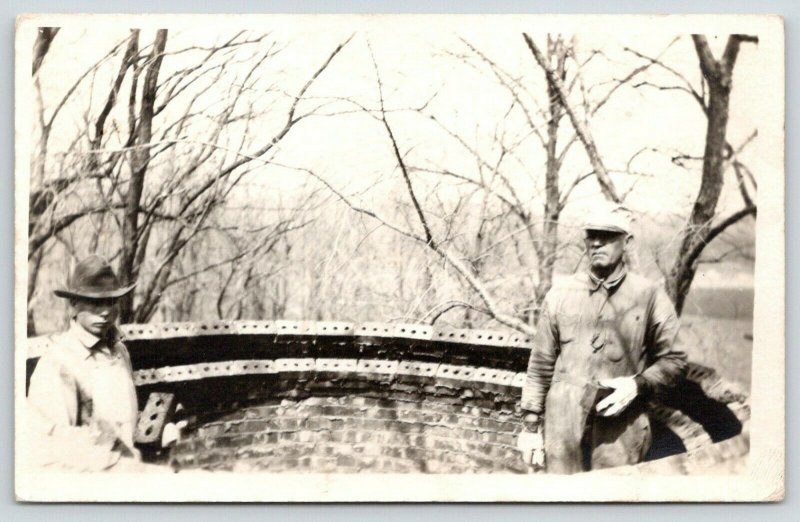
[133,357,528,389]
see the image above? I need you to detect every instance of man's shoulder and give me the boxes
[622,271,662,294]
[546,270,662,297]
[542,275,590,310]
[549,273,590,293]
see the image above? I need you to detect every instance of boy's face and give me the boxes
[71,297,119,336]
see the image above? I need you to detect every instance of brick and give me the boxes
[320,405,351,417]
[348,396,378,407]
[296,430,314,443]
[336,455,357,468]
[277,431,296,443]
[299,414,327,428]
[328,418,346,431]
[370,407,398,420]
[276,418,302,430]
[301,397,331,407]
[355,431,374,444]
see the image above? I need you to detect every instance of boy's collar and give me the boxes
[68,320,118,351]
[69,320,101,348]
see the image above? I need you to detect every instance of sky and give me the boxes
[27,17,766,256]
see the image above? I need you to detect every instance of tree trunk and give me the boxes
[32,27,59,76]
[535,36,567,317]
[26,248,45,336]
[119,29,167,322]
[666,35,753,314]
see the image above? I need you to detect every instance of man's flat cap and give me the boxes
[582,202,633,235]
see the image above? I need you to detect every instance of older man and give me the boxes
[517,204,687,473]
[26,255,141,471]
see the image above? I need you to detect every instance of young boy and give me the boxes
[26,255,141,471]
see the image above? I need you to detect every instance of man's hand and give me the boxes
[517,430,545,467]
[517,413,544,468]
[91,418,120,446]
[596,376,639,417]
[162,420,188,447]
[91,418,136,451]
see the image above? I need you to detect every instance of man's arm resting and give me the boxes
[634,286,688,398]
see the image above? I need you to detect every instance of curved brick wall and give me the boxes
[26,320,750,473]
[174,396,526,473]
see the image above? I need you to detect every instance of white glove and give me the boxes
[517,429,545,469]
[596,376,639,417]
[161,420,188,447]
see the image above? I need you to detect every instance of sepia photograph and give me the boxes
[14,13,784,502]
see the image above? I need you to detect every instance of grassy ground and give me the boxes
[682,286,754,320]
[680,315,753,391]
[679,285,754,391]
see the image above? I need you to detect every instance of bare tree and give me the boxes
[285,34,665,333]
[665,35,758,314]
[406,34,657,325]
[27,29,759,335]
[27,29,352,331]
[118,29,168,320]
[523,33,621,204]
[526,33,758,315]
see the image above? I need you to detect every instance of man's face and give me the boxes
[72,297,119,336]
[584,229,630,270]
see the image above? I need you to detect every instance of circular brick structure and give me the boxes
[26,320,749,473]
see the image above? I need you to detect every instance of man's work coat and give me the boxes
[521,267,686,474]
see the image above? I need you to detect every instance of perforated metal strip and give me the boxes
[115,320,534,348]
[29,320,535,359]
[133,357,528,388]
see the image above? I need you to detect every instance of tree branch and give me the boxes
[684,206,757,272]
[369,45,435,247]
[523,33,621,202]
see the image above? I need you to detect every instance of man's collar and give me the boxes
[588,263,628,293]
